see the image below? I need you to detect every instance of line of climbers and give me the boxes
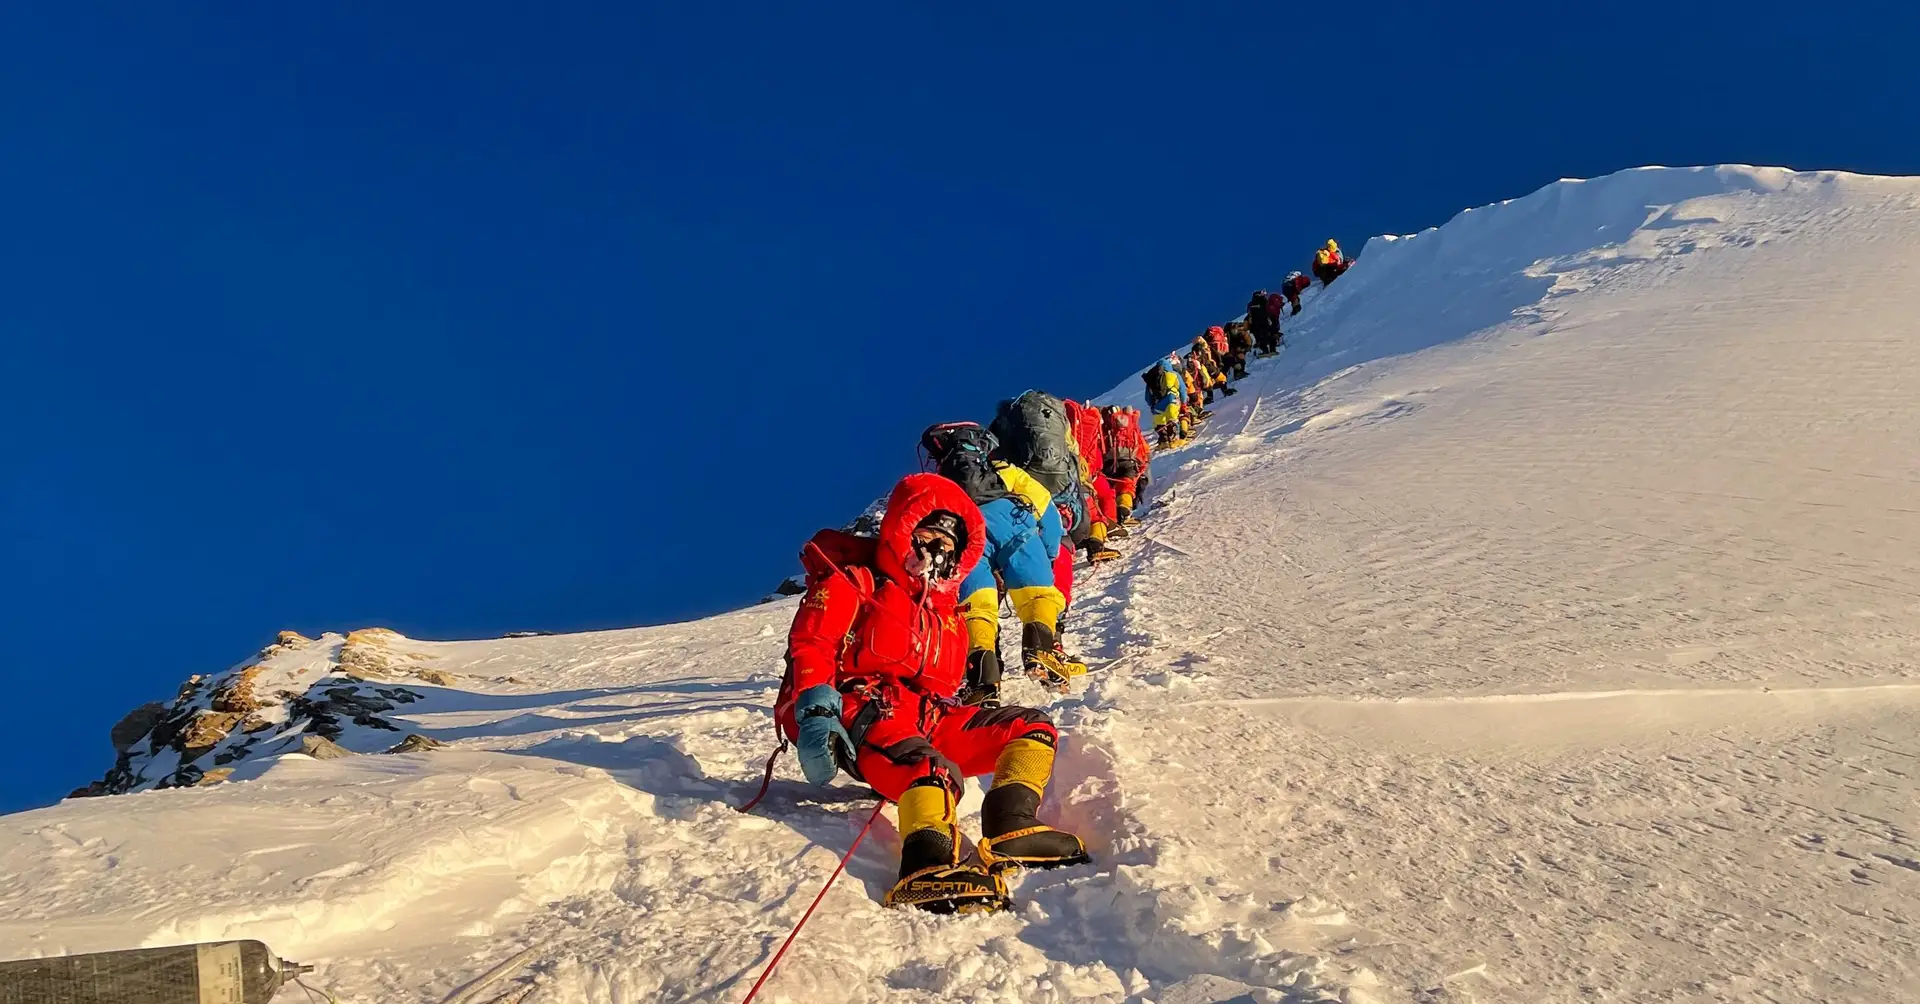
[1143,329,1233,450]
[760,239,1348,918]
[1145,238,1351,449]
[771,394,1154,915]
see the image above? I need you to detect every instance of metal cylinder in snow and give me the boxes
[0,939,310,1004]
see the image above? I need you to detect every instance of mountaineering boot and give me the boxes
[1221,385,1238,396]
[1053,631,1087,670]
[977,739,1090,871]
[884,777,1011,914]
[1082,523,1122,563]
[1106,523,1130,540]
[959,649,1003,707]
[1021,622,1085,690]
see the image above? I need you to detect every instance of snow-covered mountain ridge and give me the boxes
[8,165,1920,1003]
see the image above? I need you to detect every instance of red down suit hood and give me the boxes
[873,473,987,599]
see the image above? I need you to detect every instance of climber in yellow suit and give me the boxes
[1146,355,1186,448]
[1313,238,1350,286]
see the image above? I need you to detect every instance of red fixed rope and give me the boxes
[740,801,886,1004]
[736,740,788,814]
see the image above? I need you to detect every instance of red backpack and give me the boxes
[1101,410,1143,479]
[1065,400,1105,471]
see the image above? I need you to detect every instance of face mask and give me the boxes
[904,529,958,582]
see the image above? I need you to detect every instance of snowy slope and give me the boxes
[7,165,1920,1004]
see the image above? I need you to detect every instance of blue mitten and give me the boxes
[795,685,851,785]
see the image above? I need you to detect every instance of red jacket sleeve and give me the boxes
[785,570,860,696]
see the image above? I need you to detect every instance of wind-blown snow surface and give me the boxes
[7,165,1920,1003]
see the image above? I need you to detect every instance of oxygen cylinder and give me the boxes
[0,939,310,1004]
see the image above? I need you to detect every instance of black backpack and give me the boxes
[920,422,1016,508]
[1246,295,1273,333]
[1104,432,1141,479]
[989,391,1089,540]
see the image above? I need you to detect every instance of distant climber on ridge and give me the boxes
[778,473,1089,915]
[1247,290,1282,357]
[1143,355,1185,448]
[1190,334,1235,399]
[1223,320,1254,379]
[1100,405,1151,527]
[1183,350,1215,421]
[1282,271,1311,314]
[1170,352,1202,434]
[1313,239,1351,286]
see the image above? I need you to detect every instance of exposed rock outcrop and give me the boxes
[179,711,245,759]
[77,627,437,797]
[109,702,167,753]
[257,630,314,661]
[339,626,452,686]
[210,665,267,714]
[386,733,447,754]
[287,684,423,740]
[296,735,355,760]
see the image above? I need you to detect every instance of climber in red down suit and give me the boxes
[776,473,1090,914]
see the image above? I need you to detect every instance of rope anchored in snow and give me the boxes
[738,800,886,1004]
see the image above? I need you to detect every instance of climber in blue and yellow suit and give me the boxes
[920,422,1084,706]
[1143,354,1186,448]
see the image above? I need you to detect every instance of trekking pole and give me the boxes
[739,800,887,1004]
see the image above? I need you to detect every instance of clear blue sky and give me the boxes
[3,2,1914,812]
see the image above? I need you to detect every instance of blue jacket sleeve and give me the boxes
[1039,496,1064,554]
